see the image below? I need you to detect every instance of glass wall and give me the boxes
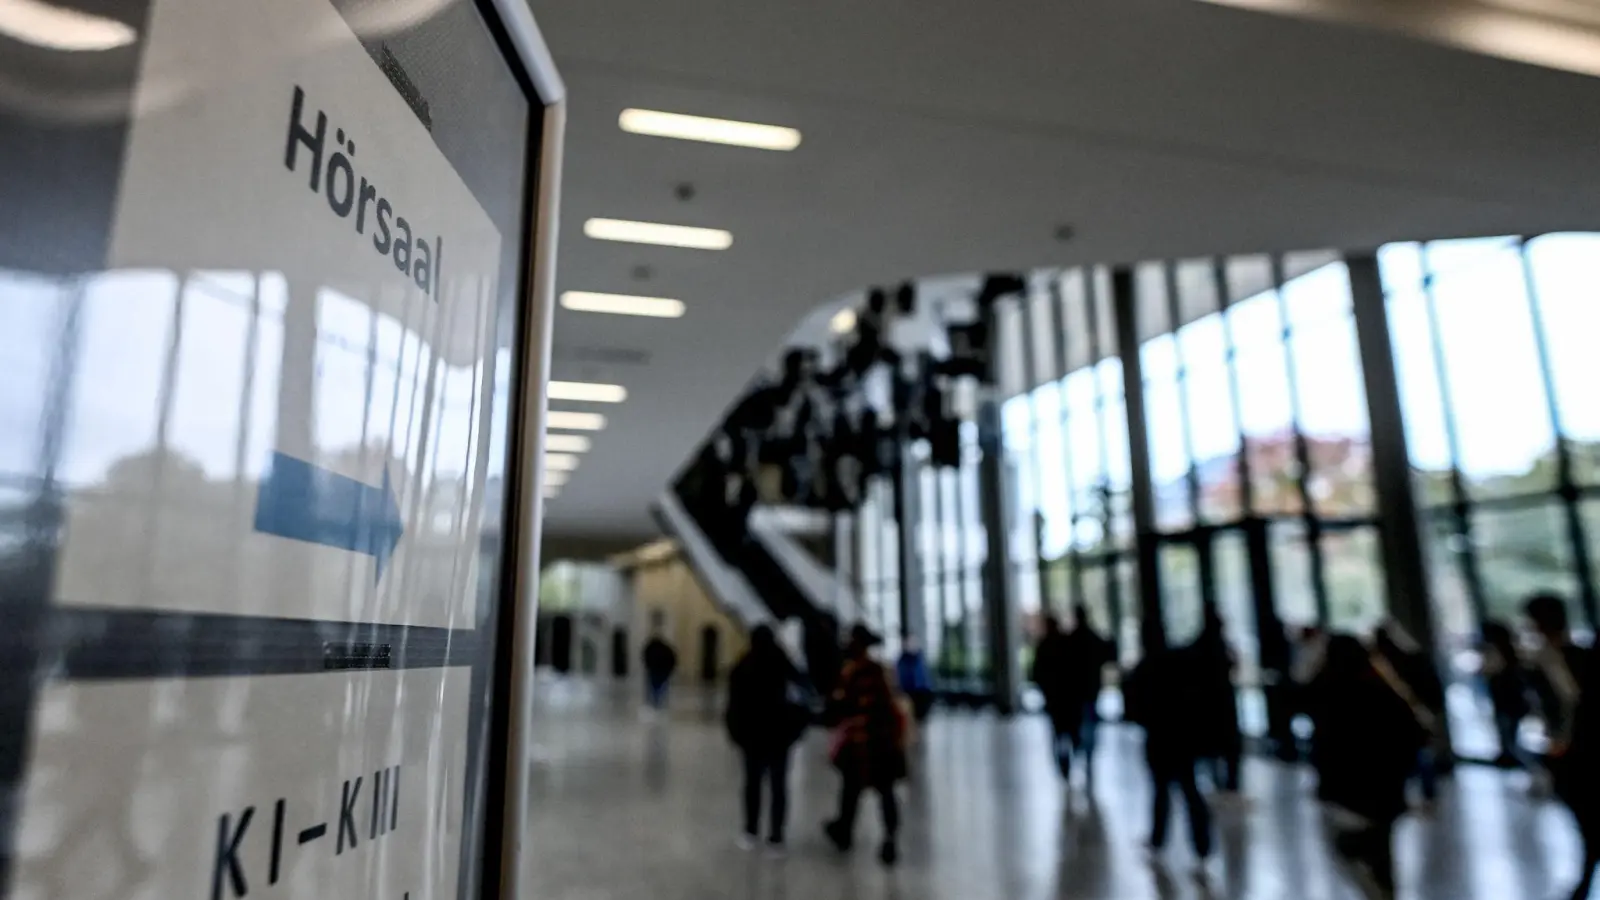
[1382,234,1600,758]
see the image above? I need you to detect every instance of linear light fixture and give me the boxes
[543,483,561,499]
[545,433,592,454]
[619,108,802,151]
[583,218,732,251]
[547,411,607,431]
[548,381,627,403]
[561,291,686,319]
[545,453,581,472]
[0,0,136,51]
[545,469,571,487]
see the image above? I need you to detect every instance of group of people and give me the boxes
[723,623,910,865]
[654,591,1600,896]
[1028,595,1600,900]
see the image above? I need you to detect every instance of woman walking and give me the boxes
[725,625,808,852]
[824,625,909,866]
[1303,634,1428,900]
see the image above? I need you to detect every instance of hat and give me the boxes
[848,624,883,649]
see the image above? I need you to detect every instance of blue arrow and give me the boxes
[253,451,404,581]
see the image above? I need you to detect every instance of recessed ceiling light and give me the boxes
[619,108,802,151]
[547,411,607,431]
[548,381,627,403]
[830,308,858,335]
[584,218,732,251]
[545,433,592,454]
[546,453,581,472]
[0,0,136,51]
[561,291,686,319]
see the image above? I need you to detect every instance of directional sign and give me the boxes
[11,668,471,900]
[254,451,405,581]
[46,0,502,630]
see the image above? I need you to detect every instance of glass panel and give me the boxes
[1214,531,1259,685]
[1271,520,1318,628]
[1117,557,1142,667]
[1033,382,1072,558]
[1323,526,1386,633]
[1093,267,1119,366]
[1477,501,1580,628]
[1028,288,1058,385]
[1421,513,1478,643]
[1080,563,1113,635]
[1230,286,1302,515]
[1179,314,1241,523]
[1160,542,1204,646]
[1064,369,1104,545]
[1382,248,1458,509]
[1060,268,1094,374]
[1143,334,1192,531]
[1527,234,1600,486]
[1099,359,1135,548]
[995,299,1028,396]
[1426,238,1559,501]
[1283,264,1376,516]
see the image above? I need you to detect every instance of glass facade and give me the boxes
[1382,234,1600,757]
[972,234,1600,758]
[836,232,1600,751]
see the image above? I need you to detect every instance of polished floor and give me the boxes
[525,678,1587,900]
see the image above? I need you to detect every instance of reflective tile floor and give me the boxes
[525,678,1587,900]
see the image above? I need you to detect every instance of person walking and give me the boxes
[1062,606,1116,783]
[726,625,808,853]
[641,631,678,711]
[1373,621,1446,808]
[1303,634,1428,900]
[1480,619,1532,770]
[824,625,908,866]
[1030,616,1080,780]
[1124,641,1213,874]
[896,638,935,723]
[1524,593,1600,900]
[1193,608,1244,799]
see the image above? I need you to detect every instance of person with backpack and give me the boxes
[1304,634,1429,900]
[1124,641,1214,875]
[824,625,909,866]
[725,625,809,853]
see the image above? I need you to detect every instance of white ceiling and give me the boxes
[530,0,1600,542]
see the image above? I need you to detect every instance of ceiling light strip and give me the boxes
[583,218,732,250]
[547,411,607,431]
[561,291,686,318]
[548,381,627,403]
[619,108,801,151]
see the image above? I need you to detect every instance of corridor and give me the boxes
[525,679,1585,900]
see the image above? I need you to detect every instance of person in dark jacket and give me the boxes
[1033,608,1116,783]
[1524,593,1600,900]
[1373,621,1446,806]
[1480,619,1532,770]
[1304,634,1427,900]
[1193,608,1244,797]
[725,625,807,851]
[1030,616,1078,779]
[824,625,908,866]
[1124,643,1213,871]
[641,633,678,711]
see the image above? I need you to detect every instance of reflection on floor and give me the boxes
[526,678,1585,900]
